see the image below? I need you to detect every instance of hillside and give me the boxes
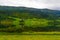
[0,6,60,32]
[0,6,60,19]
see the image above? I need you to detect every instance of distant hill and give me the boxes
[0,6,60,19]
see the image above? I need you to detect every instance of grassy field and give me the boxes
[0,32,60,40]
[0,34,60,40]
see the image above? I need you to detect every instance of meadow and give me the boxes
[0,32,60,40]
[0,34,60,40]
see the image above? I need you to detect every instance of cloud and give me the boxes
[0,0,48,9]
[34,0,60,9]
[0,0,60,10]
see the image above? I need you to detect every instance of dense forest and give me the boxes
[0,6,60,32]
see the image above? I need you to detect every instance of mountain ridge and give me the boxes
[0,6,60,19]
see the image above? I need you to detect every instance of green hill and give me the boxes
[0,6,60,32]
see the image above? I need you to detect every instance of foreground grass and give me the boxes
[0,34,60,40]
[0,32,60,40]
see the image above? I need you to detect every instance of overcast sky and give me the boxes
[0,0,60,10]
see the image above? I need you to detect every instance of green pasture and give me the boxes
[0,34,60,40]
[0,32,60,40]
